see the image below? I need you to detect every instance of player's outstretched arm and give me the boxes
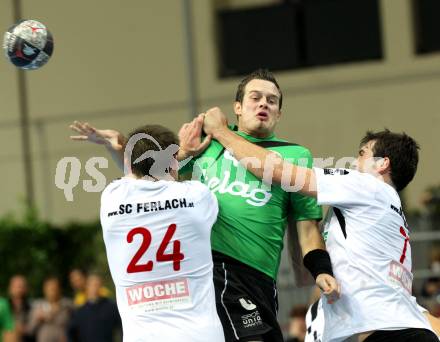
[203,107,317,197]
[69,121,126,170]
[177,114,212,161]
[298,220,340,304]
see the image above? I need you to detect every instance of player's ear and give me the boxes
[233,101,242,117]
[377,157,391,174]
[169,168,178,180]
[170,154,179,171]
[275,109,282,122]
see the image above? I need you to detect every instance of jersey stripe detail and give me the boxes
[310,299,319,321]
[333,208,347,239]
[220,262,239,340]
[212,141,299,166]
[254,141,299,148]
[273,280,278,314]
[231,125,299,148]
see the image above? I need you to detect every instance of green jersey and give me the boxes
[0,297,13,342]
[181,128,322,279]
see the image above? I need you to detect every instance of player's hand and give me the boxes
[203,107,229,138]
[69,121,125,151]
[316,273,341,304]
[178,114,212,160]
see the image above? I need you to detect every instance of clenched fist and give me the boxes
[202,107,229,138]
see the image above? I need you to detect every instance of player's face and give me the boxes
[234,79,281,138]
[355,140,379,174]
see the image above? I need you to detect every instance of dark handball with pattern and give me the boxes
[3,19,54,70]
[202,109,438,342]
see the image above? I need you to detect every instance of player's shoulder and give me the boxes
[318,168,380,192]
[260,137,312,159]
[195,139,224,158]
[319,168,370,181]
[179,180,212,197]
[347,169,382,188]
[266,138,314,167]
[101,177,125,198]
[179,181,218,207]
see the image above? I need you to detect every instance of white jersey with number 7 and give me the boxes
[100,178,224,342]
[314,168,433,342]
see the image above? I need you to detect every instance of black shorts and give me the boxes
[365,328,438,342]
[212,251,283,342]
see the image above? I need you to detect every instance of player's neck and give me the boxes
[125,173,176,182]
[237,125,273,139]
[384,177,396,190]
[375,173,396,191]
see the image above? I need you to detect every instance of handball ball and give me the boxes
[3,20,54,70]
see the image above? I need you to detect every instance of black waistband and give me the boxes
[212,251,274,283]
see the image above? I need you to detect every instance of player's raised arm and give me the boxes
[203,107,317,197]
[69,121,126,170]
[177,114,212,161]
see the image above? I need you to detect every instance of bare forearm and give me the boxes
[212,128,316,196]
[297,220,325,256]
[105,145,124,171]
[214,128,285,180]
[297,220,338,301]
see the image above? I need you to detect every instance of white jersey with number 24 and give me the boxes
[100,178,224,342]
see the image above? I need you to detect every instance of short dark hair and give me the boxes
[360,129,420,192]
[127,125,178,178]
[235,69,283,109]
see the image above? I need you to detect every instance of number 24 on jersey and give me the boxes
[126,224,185,273]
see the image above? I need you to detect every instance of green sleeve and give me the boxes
[178,139,224,180]
[178,155,197,178]
[0,298,14,332]
[288,148,322,221]
[179,127,234,178]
